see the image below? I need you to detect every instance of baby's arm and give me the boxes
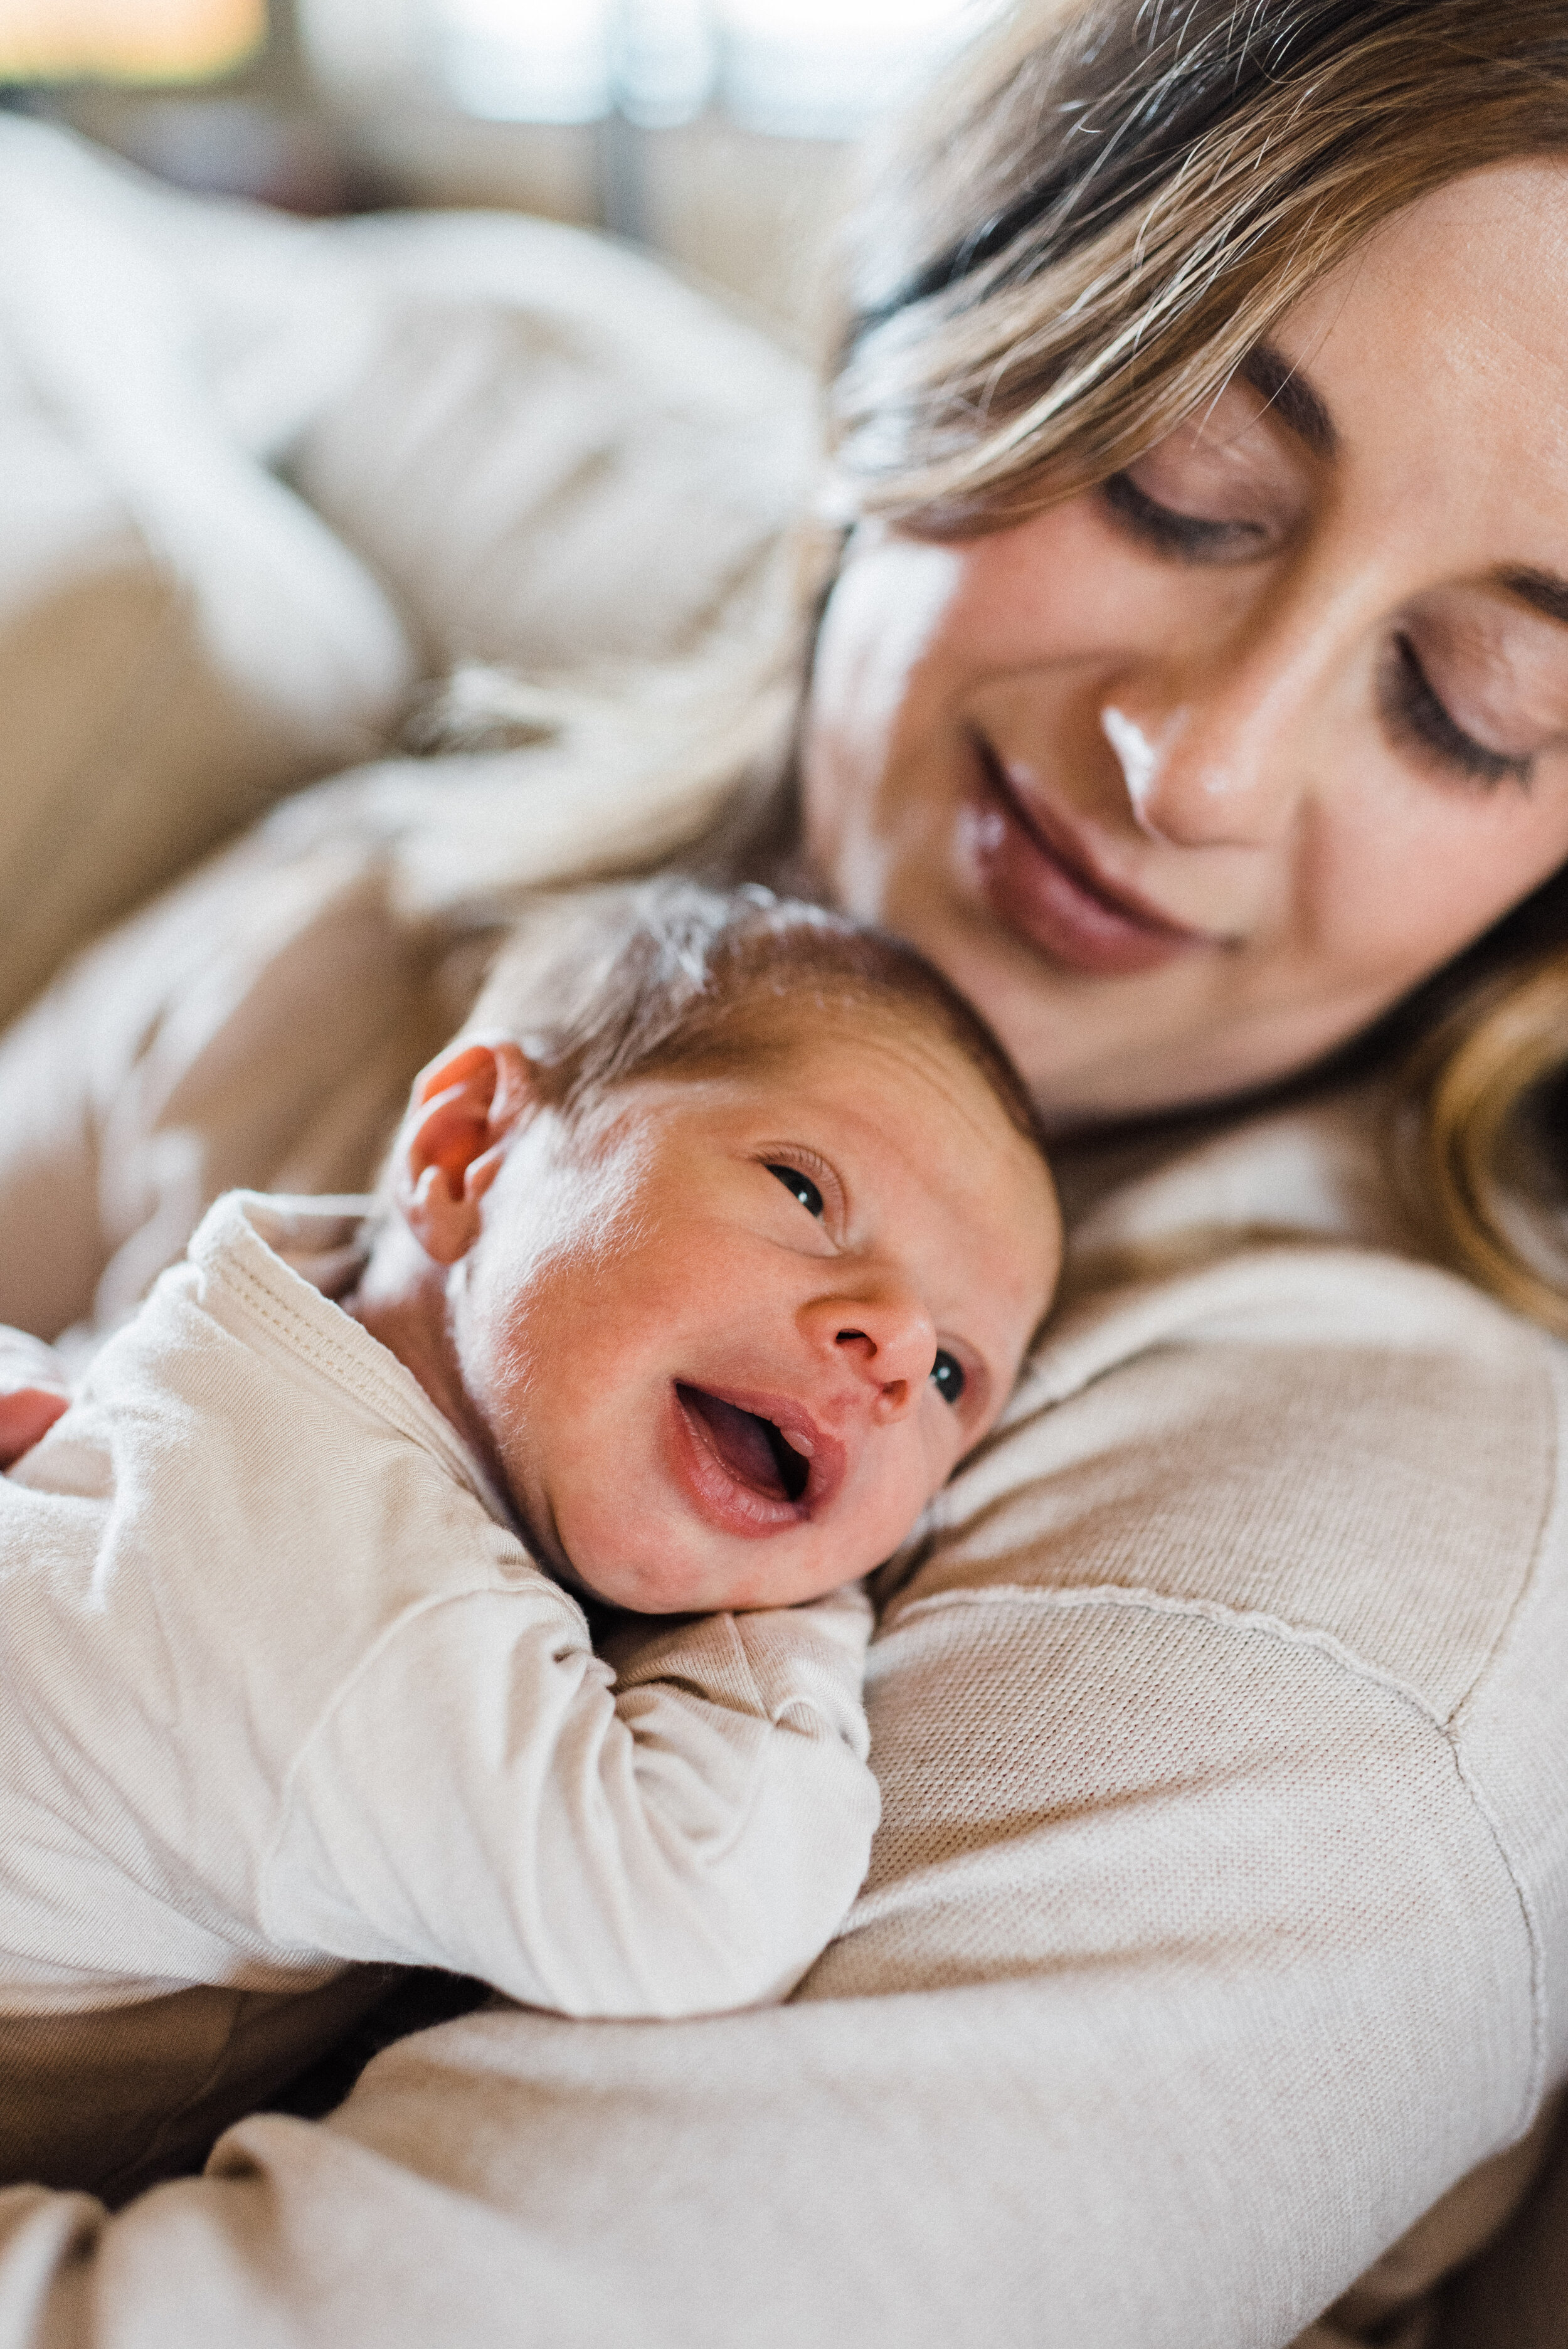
[0,1327,70,1467]
[262,1579,878,2018]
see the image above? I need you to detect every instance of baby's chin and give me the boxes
[554,1542,862,1618]
[538,1467,926,1615]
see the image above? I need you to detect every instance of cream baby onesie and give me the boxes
[0,1194,877,2020]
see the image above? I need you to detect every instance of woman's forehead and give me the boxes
[1273,163,1568,508]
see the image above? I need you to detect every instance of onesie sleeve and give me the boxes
[0,1324,70,1397]
[260,1578,878,2018]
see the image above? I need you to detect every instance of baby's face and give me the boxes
[447,1019,1060,1613]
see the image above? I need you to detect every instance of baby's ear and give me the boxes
[394,1036,536,1265]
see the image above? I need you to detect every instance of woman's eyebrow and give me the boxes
[1237,342,1338,460]
[1497,567,1568,629]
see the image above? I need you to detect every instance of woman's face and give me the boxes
[803,160,1568,1125]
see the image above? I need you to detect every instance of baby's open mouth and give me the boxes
[676,1385,812,1504]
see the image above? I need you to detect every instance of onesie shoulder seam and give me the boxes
[214,1246,496,1503]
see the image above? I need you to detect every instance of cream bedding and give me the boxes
[0,116,812,1037]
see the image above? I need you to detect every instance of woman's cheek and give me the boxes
[804,540,970,854]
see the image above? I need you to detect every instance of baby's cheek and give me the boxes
[550,1486,703,1613]
[920,1397,973,1488]
[861,1426,949,1556]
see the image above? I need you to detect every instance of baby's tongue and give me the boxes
[678,1386,785,1497]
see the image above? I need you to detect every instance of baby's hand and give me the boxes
[0,1330,70,1468]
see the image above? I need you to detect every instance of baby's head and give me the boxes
[356,883,1061,1613]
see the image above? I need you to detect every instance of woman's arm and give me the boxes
[1,1241,1560,2346]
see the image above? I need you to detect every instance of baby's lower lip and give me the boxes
[668,1384,850,1538]
[667,1385,813,1540]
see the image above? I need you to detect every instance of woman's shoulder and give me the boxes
[933,1080,1564,1724]
[808,1087,1567,2235]
[1052,1077,1417,1270]
[830,1083,1568,2116]
[923,1230,1558,1726]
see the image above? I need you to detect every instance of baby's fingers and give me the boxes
[0,1385,68,1468]
[0,1330,72,1467]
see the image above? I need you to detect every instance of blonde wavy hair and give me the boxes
[832,0,1568,531]
[1397,957,1568,1335]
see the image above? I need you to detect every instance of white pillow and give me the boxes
[0,126,815,1032]
[282,211,817,674]
[0,119,415,1031]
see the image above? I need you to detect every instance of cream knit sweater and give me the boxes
[3,1076,1565,2345]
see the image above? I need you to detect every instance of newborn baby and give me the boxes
[0,884,1059,2028]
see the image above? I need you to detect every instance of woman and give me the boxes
[4,1,1568,2341]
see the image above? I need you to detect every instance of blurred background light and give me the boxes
[429,0,989,135]
[613,0,711,131]
[437,0,613,124]
[22,0,1007,338]
[715,0,980,138]
[0,0,267,83]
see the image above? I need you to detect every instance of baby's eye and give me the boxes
[766,1163,824,1218]
[930,1349,966,1406]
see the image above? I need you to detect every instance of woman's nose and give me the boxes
[801,1285,936,1422]
[1099,611,1335,849]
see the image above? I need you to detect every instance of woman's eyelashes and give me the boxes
[1381,634,1534,790]
[1104,467,1541,790]
[1101,469,1273,564]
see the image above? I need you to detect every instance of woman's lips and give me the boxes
[963,739,1213,978]
[669,1383,845,1539]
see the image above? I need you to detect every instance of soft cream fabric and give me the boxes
[0,120,812,1031]
[0,1192,875,2032]
[0,123,411,1030]
[285,218,815,678]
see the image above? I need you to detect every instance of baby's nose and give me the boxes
[810,1288,936,1420]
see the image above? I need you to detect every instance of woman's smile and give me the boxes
[961,731,1217,978]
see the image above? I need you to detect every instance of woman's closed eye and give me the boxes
[1101,470,1273,565]
[1380,634,1533,790]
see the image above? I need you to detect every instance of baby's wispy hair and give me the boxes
[467,879,1047,1160]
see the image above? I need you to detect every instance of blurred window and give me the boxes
[432,0,994,137]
